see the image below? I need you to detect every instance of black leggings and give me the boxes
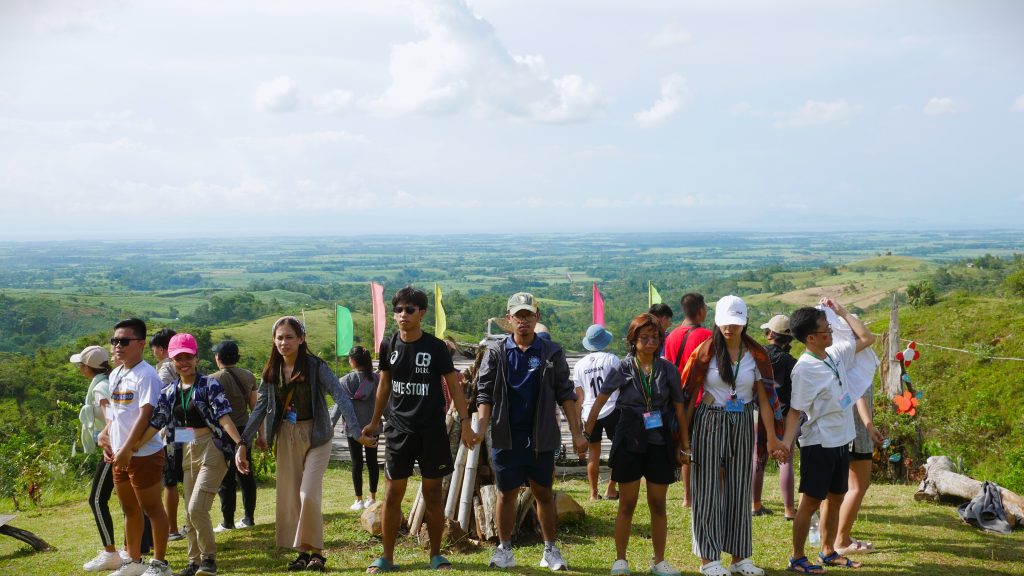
[219,453,258,526]
[89,459,116,547]
[348,439,379,497]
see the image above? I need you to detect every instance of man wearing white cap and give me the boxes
[573,324,621,501]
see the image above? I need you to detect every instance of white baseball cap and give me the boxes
[714,295,748,327]
[70,345,110,369]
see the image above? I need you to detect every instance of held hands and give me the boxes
[459,424,483,449]
[355,433,378,448]
[361,422,379,441]
[767,436,789,463]
[572,433,588,460]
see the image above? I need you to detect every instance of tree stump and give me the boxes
[0,515,52,552]
[915,456,1024,527]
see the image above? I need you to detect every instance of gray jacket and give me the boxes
[240,356,360,451]
[476,335,576,452]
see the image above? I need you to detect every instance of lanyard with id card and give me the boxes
[635,359,662,430]
[807,351,853,410]
[725,347,746,413]
[280,370,298,424]
[176,384,198,444]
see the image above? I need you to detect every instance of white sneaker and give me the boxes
[142,558,173,576]
[365,498,376,507]
[349,499,364,511]
[110,560,148,576]
[540,544,568,571]
[84,550,123,571]
[729,559,765,576]
[119,551,132,563]
[236,517,254,529]
[212,523,232,533]
[489,545,516,568]
[610,559,631,575]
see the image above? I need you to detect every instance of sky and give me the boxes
[1,0,1022,240]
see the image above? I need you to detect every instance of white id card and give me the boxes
[175,427,196,444]
[838,393,853,410]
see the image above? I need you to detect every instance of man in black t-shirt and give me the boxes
[362,286,477,573]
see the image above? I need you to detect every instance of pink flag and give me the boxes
[593,283,605,327]
[370,282,386,354]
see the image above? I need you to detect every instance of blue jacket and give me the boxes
[150,373,234,459]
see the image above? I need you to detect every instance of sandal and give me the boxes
[288,553,311,571]
[307,553,327,572]
[729,558,764,576]
[610,559,631,575]
[751,506,774,517]
[835,540,875,555]
[367,557,400,574]
[429,555,452,571]
[787,556,824,574]
[819,551,861,568]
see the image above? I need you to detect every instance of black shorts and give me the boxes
[609,442,676,485]
[799,444,850,500]
[384,422,453,481]
[590,410,619,443]
[163,446,183,487]
[492,448,555,492]
[850,451,873,461]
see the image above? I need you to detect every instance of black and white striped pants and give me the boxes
[690,401,755,561]
[89,458,116,548]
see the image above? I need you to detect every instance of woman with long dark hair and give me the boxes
[339,345,381,511]
[681,296,786,576]
[235,316,373,572]
[583,313,686,576]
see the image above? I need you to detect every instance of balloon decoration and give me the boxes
[895,341,920,367]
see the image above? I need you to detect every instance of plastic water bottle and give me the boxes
[808,512,821,545]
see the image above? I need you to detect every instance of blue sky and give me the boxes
[1,0,1022,239]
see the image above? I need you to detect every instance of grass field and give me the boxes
[2,467,1021,575]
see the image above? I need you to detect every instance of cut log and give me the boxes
[480,485,499,541]
[554,491,585,524]
[0,515,52,552]
[514,487,538,540]
[473,496,492,541]
[359,501,385,536]
[915,456,1024,527]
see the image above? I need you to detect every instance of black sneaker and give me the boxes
[173,563,198,576]
[196,558,216,576]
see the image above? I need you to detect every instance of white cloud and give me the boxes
[369,0,602,123]
[311,89,355,114]
[923,97,957,116]
[34,5,115,35]
[229,131,368,153]
[1011,94,1024,112]
[775,99,858,127]
[648,26,692,49]
[253,76,299,113]
[634,74,689,127]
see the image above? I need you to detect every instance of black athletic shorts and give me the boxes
[799,443,850,500]
[850,451,873,461]
[383,421,453,481]
[609,442,676,485]
[492,448,555,492]
[163,446,183,487]
[590,410,619,443]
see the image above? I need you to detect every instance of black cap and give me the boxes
[211,340,240,363]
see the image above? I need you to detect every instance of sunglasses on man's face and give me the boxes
[393,305,419,315]
[110,337,142,347]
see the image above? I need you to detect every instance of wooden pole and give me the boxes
[458,414,482,531]
[445,441,468,520]
[884,293,903,401]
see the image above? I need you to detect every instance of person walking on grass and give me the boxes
[663,292,712,509]
[681,295,788,576]
[140,333,245,576]
[752,315,798,519]
[782,299,881,574]
[74,345,132,572]
[340,346,381,512]
[574,324,621,502]
[584,313,687,576]
[235,316,372,572]
[477,292,588,572]
[97,318,172,576]
[150,328,185,543]
[209,340,260,533]
[362,287,477,573]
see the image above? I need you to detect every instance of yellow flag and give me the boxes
[649,281,662,307]
[435,283,447,339]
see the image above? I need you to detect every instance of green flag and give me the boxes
[336,305,353,356]
[649,281,663,307]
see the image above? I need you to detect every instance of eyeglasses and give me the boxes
[110,337,142,347]
[393,305,419,315]
[811,328,833,335]
[637,335,661,344]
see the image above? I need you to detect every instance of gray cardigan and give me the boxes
[476,335,576,452]
[240,356,360,450]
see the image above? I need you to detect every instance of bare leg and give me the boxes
[138,482,169,562]
[531,481,557,543]
[835,459,872,550]
[165,485,180,534]
[587,442,602,500]
[422,477,448,563]
[790,493,823,563]
[681,464,692,507]
[613,480,641,559]
[380,478,408,564]
[646,482,670,564]
[496,486,520,544]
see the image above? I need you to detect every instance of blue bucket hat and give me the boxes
[582,324,613,352]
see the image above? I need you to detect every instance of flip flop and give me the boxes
[430,555,452,571]
[367,557,400,573]
[751,507,774,517]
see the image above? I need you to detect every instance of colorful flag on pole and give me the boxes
[336,305,353,356]
[435,283,447,339]
[370,282,386,355]
[593,283,605,327]
[649,281,662,308]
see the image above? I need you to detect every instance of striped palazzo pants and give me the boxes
[690,402,755,561]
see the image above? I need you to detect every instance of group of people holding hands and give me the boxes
[72,285,882,576]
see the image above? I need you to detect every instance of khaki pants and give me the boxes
[183,434,229,563]
[276,420,332,550]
